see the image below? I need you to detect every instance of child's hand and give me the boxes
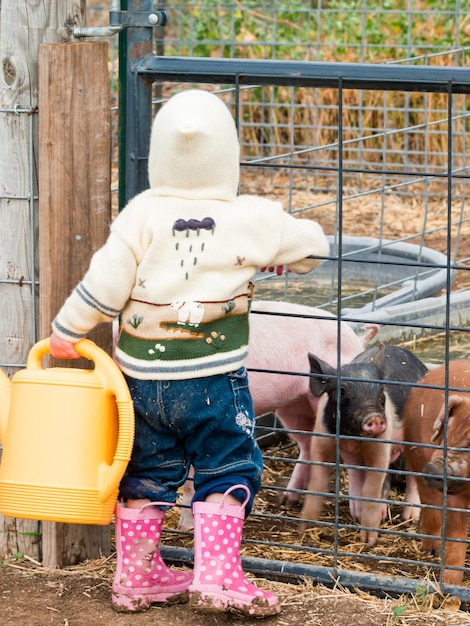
[260,265,291,276]
[49,332,81,359]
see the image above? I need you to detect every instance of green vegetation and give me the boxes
[156,1,470,174]
[86,2,470,172]
[163,0,470,62]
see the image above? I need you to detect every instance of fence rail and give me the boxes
[139,55,470,92]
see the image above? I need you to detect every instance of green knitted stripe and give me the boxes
[117,312,249,361]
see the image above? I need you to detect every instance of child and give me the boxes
[50,89,329,617]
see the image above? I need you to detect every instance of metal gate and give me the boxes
[112,0,470,605]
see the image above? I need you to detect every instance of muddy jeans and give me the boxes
[119,367,263,513]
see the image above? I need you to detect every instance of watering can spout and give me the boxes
[0,368,12,444]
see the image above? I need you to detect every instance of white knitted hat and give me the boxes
[148,90,240,201]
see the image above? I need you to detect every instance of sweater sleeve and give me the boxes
[52,230,139,342]
[271,213,330,274]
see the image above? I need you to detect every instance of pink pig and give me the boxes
[178,300,378,530]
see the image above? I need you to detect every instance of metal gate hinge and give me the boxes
[110,10,167,28]
[73,9,167,39]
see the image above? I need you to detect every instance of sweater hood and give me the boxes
[148,90,240,201]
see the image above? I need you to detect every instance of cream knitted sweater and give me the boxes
[52,90,329,380]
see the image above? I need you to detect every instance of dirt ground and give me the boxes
[3,185,470,625]
[2,556,470,626]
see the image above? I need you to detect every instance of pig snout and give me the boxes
[424,457,469,494]
[362,413,387,437]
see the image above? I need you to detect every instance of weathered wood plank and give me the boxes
[38,40,113,568]
[38,41,112,354]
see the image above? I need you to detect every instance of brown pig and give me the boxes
[403,360,470,584]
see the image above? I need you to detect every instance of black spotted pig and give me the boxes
[403,360,470,584]
[301,345,427,545]
[178,299,378,530]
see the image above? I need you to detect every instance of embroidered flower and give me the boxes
[148,343,165,357]
[222,301,235,314]
[128,314,143,329]
[205,332,225,348]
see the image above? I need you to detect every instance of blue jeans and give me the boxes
[119,368,263,514]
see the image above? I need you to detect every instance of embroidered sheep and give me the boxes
[171,300,205,327]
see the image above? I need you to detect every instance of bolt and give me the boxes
[148,13,160,25]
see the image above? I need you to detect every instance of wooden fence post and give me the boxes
[38,41,113,567]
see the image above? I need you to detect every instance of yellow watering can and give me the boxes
[0,338,134,525]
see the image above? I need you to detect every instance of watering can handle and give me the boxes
[28,338,135,504]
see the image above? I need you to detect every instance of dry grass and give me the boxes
[3,553,469,626]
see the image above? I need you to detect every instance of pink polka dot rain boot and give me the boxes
[112,502,192,612]
[189,485,281,617]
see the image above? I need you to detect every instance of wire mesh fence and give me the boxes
[134,55,470,599]
[116,1,470,598]
[158,0,470,62]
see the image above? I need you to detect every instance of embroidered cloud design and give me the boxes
[172,217,215,236]
[172,216,216,280]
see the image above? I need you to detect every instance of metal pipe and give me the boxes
[160,545,470,607]
[73,26,122,38]
[74,0,123,38]
[138,55,470,94]
[120,0,154,205]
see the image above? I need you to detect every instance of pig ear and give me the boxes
[431,395,462,443]
[431,412,444,443]
[366,343,386,370]
[308,352,335,397]
[371,343,386,360]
